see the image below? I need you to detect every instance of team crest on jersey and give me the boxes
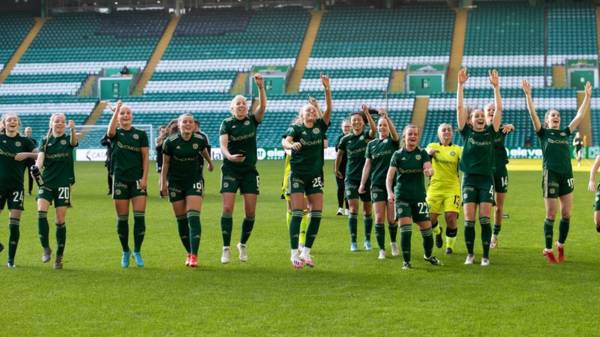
[450,151,456,156]
[244,120,250,126]
[232,125,236,129]
[383,139,388,143]
[60,140,67,145]
[313,128,320,134]
[15,141,21,147]
[416,154,421,160]
[560,132,566,137]
[176,145,181,149]
[133,134,139,140]
[302,131,307,135]
[192,143,199,150]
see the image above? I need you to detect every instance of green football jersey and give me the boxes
[286,119,329,177]
[390,148,430,202]
[41,134,76,187]
[219,114,259,173]
[493,131,509,176]
[163,132,208,184]
[459,125,496,175]
[110,127,149,182]
[365,136,399,186]
[338,129,373,181]
[537,127,572,174]
[0,133,36,189]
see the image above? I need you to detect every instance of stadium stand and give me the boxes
[462,2,545,88]
[0,14,34,70]
[303,5,454,92]
[547,1,598,67]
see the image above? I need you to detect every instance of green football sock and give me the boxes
[304,211,322,248]
[116,215,130,252]
[8,218,20,264]
[364,215,373,241]
[56,223,66,257]
[289,210,303,249]
[421,227,434,258]
[133,212,145,253]
[544,218,554,250]
[375,223,386,250]
[348,213,358,243]
[480,216,492,259]
[400,224,412,263]
[38,211,49,249]
[558,218,570,245]
[464,220,475,255]
[176,215,190,253]
[299,211,308,246]
[240,217,255,244]
[388,223,398,243]
[493,224,501,236]
[221,213,233,247]
[187,210,201,255]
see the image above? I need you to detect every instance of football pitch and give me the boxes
[1,160,599,336]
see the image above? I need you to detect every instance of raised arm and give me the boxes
[362,105,376,139]
[589,155,600,192]
[521,80,542,132]
[253,74,267,122]
[107,100,121,138]
[489,70,503,132]
[380,109,399,141]
[69,120,78,146]
[456,68,469,130]
[569,81,592,133]
[321,75,332,125]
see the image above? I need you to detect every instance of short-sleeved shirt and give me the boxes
[493,132,509,176]
[390,148,430,202]
[0,133,36,190]
[365,136,399,187]
[162,132,208,184]
[220,114,259,173]
[110,127,149,182]
[40,134,76,187]
[459,124,496,175]
[537,127,572,175]
[286,119,329,178]
[338,129,373,181]
[426,143,462,195]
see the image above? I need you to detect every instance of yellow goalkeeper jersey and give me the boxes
[426,143,462,195]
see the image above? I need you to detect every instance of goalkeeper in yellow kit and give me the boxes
[426,123,462,254]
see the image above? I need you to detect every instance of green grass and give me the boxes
[1,161,600,336]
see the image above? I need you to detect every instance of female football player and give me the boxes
[218,74,266,264]
[522,80,591,263]
[359,109,400,259]
[386,125,441,269]
[107,101,150,268]
[283,75,331,269]
[456,69,503,266]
